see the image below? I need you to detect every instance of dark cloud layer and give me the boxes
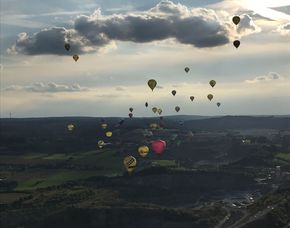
[8,0,260,55]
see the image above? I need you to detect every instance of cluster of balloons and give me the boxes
[146,77,221,115]
[232,16,241,49]
[64,43,79,62]
[129,107,134,118]
[123,140,167,173]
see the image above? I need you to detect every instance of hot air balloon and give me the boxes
[148,79,157,91]
[67,124,74,131]
[232,16,240,25]
[129,107,133,112]
[150,123,158,130]
[152,107,158,114]
[106,131,113,137]
[123,156,137,173]
[233,40,240,49]
[175,106,180,112]
[98,140,105,149]
[64,43,70,51]
[172,90,177,96]
[190,96,194,101]
[138,146,149,157]
[101,123,108,129]
[207,94,213,101]
[73,55,79,62]
[184,67,190,73]
[209,80,216,88]
[217,102,221,107]
[129,113,133,118]
[145,102,148,108]
[151,140,166,155]
[157,108,162,115]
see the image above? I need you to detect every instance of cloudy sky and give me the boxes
[1,0,290,117]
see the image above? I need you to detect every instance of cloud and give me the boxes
[236,14,261,36]
[275,22,290,36]
[115,86,127,91]
[8,1,261,55]
[4,82,89,93]
[245,72,284,83]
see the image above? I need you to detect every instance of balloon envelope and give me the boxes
[232,16,240,25]
[73,55,79,62]
[185,67,190,73]
[209,80,216,88]
[172,90,177,96]
[217,102,221,107]
[123,156,137,173]
[175,106,180,112]
[98,140,105,148]
[145,102,148,107]
[207,94,213,101]
[152,107,158,114]
[129,113,133,118]
[129,107,133,112]
[138,146,149,157]
[64,43,70,51]
[67,124,74,131]
[157,108,162,115]
[151,140,166,155]
[233,40,240,48]
[190,96,194,101]
[148,79,157,91]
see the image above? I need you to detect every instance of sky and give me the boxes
[0,0,290,118]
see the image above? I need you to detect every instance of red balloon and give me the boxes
[151,140,166,155]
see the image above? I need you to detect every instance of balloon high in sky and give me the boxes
[2,0,290,117]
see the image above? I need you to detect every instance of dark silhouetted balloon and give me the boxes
[145,102,148,108]
[129,107,133,112]
[175,106,180,112]
[207,94,213,101]
[73,55,79,62]
[185,67,190,73]
[172,90,177,96]
[233,40,240,49]
[217,102,221,107]
[209,80,216,88]
[148,79,157,91]
[129,113,133,118]
[190,96,194,101]
[64,43,70,51]
[232,16,240,25]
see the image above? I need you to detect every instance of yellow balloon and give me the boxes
[123,156,137,173]
[149,123,158,130]
[152,107,158,114]
[98,140,105,148]
[148,79,157,91]
[67,124,74,131]
[106,131,113,137]
[138,146,149,157]
[101,123,108,129]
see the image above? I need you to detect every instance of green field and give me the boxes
[275,153,290,163]
[3,149,125,191]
